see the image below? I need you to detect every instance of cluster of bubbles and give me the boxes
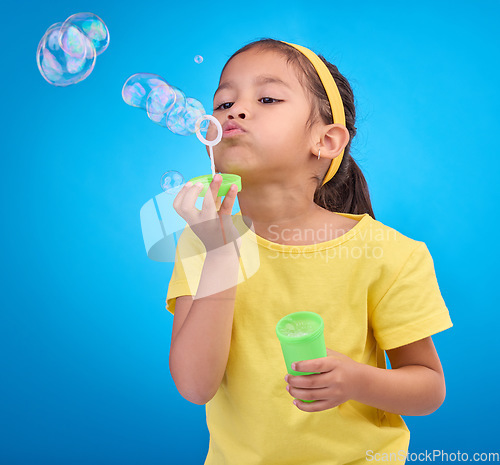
[36,12,109,86]
[122,73,209,137]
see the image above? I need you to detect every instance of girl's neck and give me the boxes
[237,195,335,245]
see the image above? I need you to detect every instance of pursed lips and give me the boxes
[222,123,246,137]
[223,127,246,137]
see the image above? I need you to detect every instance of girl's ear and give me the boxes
[316,124,350,159]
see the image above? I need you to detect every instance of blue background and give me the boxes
[1,0,498,463]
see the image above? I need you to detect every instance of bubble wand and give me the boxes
[187,114,242,198]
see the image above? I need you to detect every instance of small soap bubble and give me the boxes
[161,170,184,194]
[36,22,96,86]
[60,12,109,56]
[194,55,203,64]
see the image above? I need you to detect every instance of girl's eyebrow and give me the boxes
[213,74,290,99]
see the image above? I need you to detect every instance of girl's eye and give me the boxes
[214,102,233,111]
[259,97,281,103]
[213,97,281,111]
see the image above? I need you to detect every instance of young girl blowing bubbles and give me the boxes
[166,38,453,464]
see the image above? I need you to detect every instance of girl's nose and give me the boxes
[227,101,248,120]
[228,111,246,121]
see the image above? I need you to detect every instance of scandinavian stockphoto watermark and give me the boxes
[265,225,397,261]
[365,449,500,462]
[266,222,397,245]
[268,242,384,261]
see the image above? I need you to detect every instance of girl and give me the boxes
[167,38,453,464]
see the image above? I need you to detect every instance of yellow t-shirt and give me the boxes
[166,211,453,465]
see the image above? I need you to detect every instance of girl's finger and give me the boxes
[202,175,223,212]
[292,398,334,413]
[181,182,204,214]
[172,181,193,210]
[219,184,238,215]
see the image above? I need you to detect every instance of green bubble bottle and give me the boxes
[276,311,327,403]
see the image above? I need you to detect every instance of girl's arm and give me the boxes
[169,245,240,405]
[354,336,446,416]
[286,336,447,415]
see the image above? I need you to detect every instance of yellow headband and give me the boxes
[281,41,346,186]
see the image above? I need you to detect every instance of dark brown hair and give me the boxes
[220,38,375,219]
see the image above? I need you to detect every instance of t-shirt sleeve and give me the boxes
[371,242,453,351]
[165,227,206,316]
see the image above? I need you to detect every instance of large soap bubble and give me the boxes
[36,22,96,86]
[60,13,109,56]
[36,12,109,87]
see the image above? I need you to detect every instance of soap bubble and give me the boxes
[36,12,109,86]
[194,55,203,64]
[60,12,109,56]
[58,23,88,59]
[161,170,184,194]
[148,85,189,133]
[122,73,168,110]
[184,98,207,133]
[146,83,179,121]
[163,105,191,136]
[165,97,206,136]
[36,22,96,86]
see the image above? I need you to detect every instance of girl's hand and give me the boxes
[173,174,242,253]
[285,348,363,412]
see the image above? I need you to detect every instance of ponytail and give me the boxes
[314,152,375,219]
